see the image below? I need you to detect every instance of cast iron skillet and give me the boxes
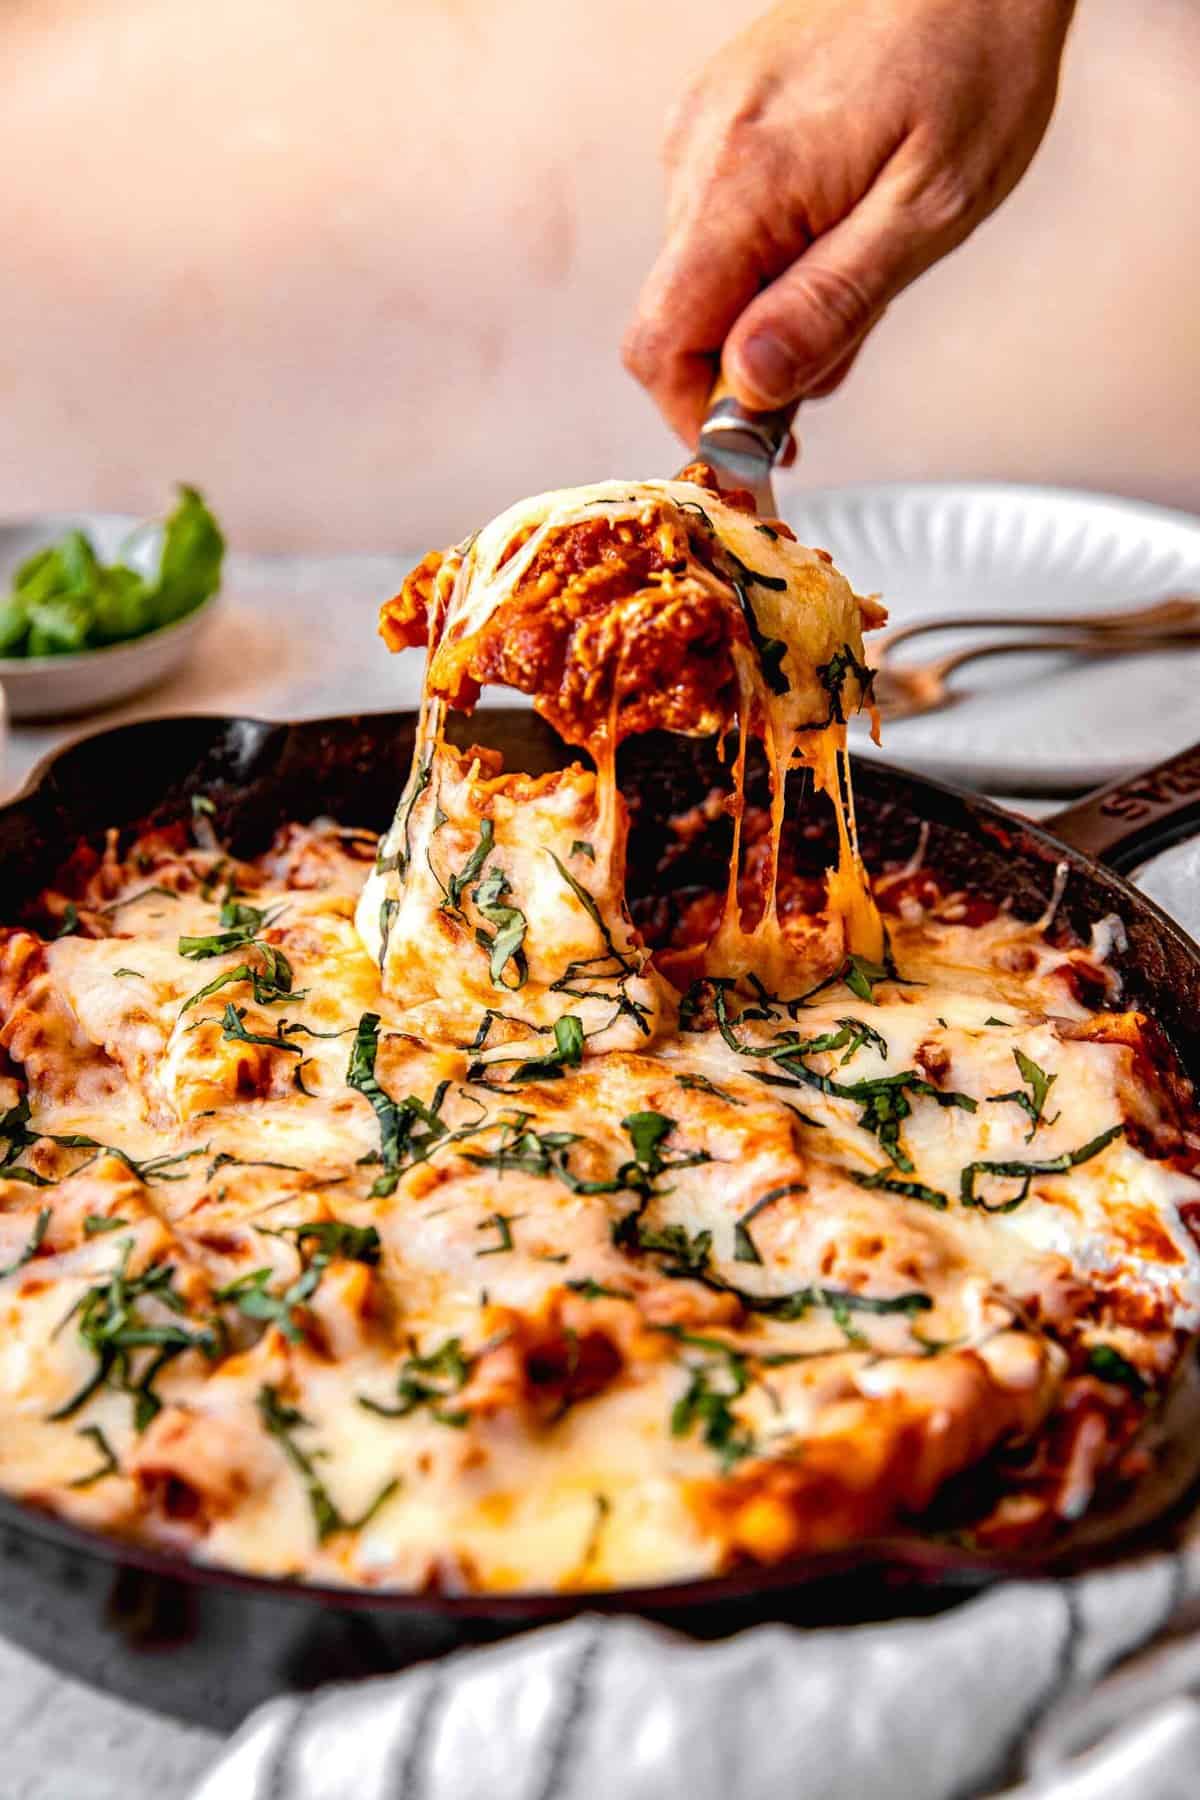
[1,709,1199,1731]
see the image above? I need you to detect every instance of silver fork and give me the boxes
[874,624,1200,721]
[874,596,1200,721]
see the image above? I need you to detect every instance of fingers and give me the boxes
[720,165,933,410]
[626,144,950,439]
[622,206,786,446]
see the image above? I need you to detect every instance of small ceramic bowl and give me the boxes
[0,511,220,722]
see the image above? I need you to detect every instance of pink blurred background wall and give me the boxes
[1,0,1197,551]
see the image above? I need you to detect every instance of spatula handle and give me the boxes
[696,374,798,465]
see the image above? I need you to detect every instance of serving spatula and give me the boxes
[689,377,798,516]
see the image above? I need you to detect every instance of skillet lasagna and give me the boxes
[0,464,1198,1591]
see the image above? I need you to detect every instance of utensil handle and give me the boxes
[932,633,1200,682]
[695,374,798,467]
[880,595,1200,655]
[1047,740,1200,872]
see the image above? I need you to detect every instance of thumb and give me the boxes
[722,180,930,409]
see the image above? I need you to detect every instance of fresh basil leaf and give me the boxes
[475,1212,516,1256]
[483,1014,585,1085]
[346,1012,450,1195]
[149,486,224,627]
[675,1072,744,1106]
[257,1383,399,1541]
[960,1124,1125,1212]
[49,1241,220,1429]
[1086,1344,1145,1393]
[733,1180,806,1263]
[377,755,431,878]
[988,1047,1059,1141]
[440,819,494,915]
[0,1207,50,1278]
[852,1169,948,1210]
[814,643,876,724]
[68,1423,120,1488]
[472,863,527,989]
[218,1003,302,1055]
[216,1263,322,1343]
[359,1337,472,1426]
[275,1221,382,1266]
[566,1277,630,1300]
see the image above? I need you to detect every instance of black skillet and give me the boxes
[1,708,1199,1731]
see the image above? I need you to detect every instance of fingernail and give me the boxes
[735,333,801,406]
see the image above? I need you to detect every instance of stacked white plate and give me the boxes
[786,483,1200,794]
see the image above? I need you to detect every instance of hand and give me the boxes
[624,0,1076,444]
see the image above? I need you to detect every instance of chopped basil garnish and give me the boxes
[376,753,431,877]
[610,1114,713,1262]
[0,1206,50,1278]
[852,1169,948,1210]
[1086,1344,1144,1393]
[180,942,300,1014]
[178,899,282,960]
[49,1241,221,1430]
[815,643,875,724]
[675,1072,744,1106]
[472,864,528,990]
[378,896,399,967]
[84,1213,130,1236]
[359,1337,472,1426]
[475,1212,517,1257]
[346,1012,450,1195]
[439,819,494,916]
[542,852,650,1035]
[220,1221,381,1342]
[471,1013,585,1085]
[68,1423,120,1488]
[216,1264,321,1343]
[960,1124,1125,1212]
[101,885,180,915]
[740,1282,932,1323]
[733,1181,806,1264]
[748,1019,976,1172]
[219,1003,304,1055]
[664,1329,753,1467]
[989,1048,1059,1141]
[273,1221,382,1265]
[205,1151,304,1180]
[257,1384,399,1542]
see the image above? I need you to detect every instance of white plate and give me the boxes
[0,513,220,722]
[784,483,1200,793]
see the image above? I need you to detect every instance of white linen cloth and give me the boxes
[188,839,1200,1800]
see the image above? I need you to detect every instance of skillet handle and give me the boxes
[1047,740,1200,873]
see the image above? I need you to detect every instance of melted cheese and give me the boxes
[0,473,1196,1591]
